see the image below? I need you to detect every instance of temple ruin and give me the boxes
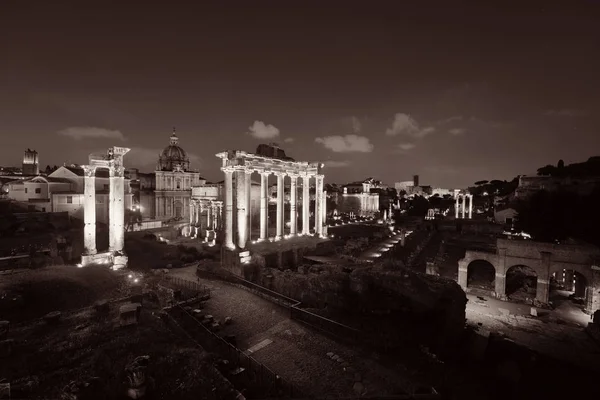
[455,193,473,219]
[215,148,327,270]
[80,146,130,269]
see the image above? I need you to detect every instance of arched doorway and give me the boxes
[174,201,183,219]
[467,260,496,292]
[505,265,537,302]
[549,269,592,324]
[550,269,588,304]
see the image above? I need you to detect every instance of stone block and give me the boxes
[530,307,537,317]
[224,316,233,325]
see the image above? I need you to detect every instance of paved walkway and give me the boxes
[168,266,416,397]
[358,230,412,261]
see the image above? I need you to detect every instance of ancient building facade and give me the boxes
[458,238,600,313]
[154,131,202,220]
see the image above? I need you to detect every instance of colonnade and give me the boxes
[455,193,473,219]
[221,167,326,250]
[81,147,130,266]
[189,199,223,244]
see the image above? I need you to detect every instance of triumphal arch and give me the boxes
[215,148,327,266]
[80,146,130,269]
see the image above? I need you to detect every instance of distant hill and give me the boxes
[537,156,600,177]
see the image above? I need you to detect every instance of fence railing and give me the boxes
[159,275,211,301]
[167,304,305,398]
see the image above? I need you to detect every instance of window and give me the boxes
[506,217,513,226]
[35,188,41,194]
[24,188,28,193]
[42,207,46,212]
[67,196,73,204]
[176,179,181,189]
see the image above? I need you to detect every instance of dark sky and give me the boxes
[1,1,599,187]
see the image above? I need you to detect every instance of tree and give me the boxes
[557,159,565,169]
[407,195,430,217]
[474,180,489,186]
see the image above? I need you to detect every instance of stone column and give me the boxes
[259,172,269,241]
[82,165,97,255]
[302,174,310,235]
[314,174,324,236]
[155,196,160,219]
[222,167,235,249]
[461,196,465,219]
[206,202,212,242]
[321,190,327,237]
[245,170,252,242]
[289,174,297,236]
[213,204,218,230]
[455,195,459,219]
[537,251,551,304]
[275,172,284,240]
[458,260,468,290]
[495,249,507,299]
[468,194,473,219]
[109,164,126,253]
[235,169,248,248]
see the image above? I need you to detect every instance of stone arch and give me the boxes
[467,259,496,291]
[505,265,538,301]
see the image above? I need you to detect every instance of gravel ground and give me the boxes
[467,309,600,373]
[169,266,417,397]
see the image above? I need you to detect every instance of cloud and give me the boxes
[58,126,126,141]
[247,120,280,139]
[315,134,374,153]
[448,128,466,136]
[126,147,202,170]
[323,160,350,168]
[283,137,294,143]
[544,109,588,117]
[398,143,416,151]
[385,113,435,138]
[437,115,464,125]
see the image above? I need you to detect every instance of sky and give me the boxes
[1,0,599,188]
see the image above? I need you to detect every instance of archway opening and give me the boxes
[550,269,588,307]
[467,260,496,291]
[505,265,537,302]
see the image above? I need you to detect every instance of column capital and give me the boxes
[82,165,97,177]
[274,171,286,177]
[221,166,235,174]
[259,170,271,177]
[244,168,253,175]
[315,174,324,180]
[288,173,299,179]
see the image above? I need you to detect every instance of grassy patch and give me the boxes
[0,265,126,322]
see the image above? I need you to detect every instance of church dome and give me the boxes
[157,130,191,171]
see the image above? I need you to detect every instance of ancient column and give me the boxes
[245,170,252,242]
[314,174,324,236]
[108,163,126,253]
[289,174,297,236]
[259,172,268,241]
[222,167,235,249]
[212,204,218,230]
[468,194,473,219]
[206,202,212,242]
[235,168,248,248]
[461,195,466,219]
[275,172,284,240]
[321,190,327,237]
[82,165,97,255]
[302,174,310,235]
[455,195,459,219]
